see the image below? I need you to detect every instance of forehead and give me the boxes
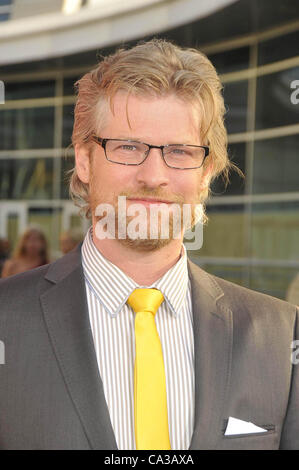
[101,91,200,143]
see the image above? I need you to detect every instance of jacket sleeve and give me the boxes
[280,306,299,449]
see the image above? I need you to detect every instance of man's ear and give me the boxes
[75,143,91,184]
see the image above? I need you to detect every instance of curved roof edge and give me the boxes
[0,0,238,65]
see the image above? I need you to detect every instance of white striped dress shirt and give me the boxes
[81,227,194,450]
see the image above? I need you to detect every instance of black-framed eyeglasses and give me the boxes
[91,136,209,170]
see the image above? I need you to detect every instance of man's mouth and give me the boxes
[127,197,173,206]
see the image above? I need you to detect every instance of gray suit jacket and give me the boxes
[0,243,298,450]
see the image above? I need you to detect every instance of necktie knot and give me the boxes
[127,288,164,316]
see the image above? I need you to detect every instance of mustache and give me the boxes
[117,189,185,205]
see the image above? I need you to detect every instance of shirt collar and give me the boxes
[81,226,189,318]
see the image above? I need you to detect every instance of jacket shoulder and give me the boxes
[0,245,82,296]
[0,262,51,293]
[188,258,298,319]
[213,272,297,313]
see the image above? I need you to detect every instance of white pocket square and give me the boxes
[224,417,268,436]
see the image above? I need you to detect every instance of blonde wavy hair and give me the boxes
[68,38,242,223]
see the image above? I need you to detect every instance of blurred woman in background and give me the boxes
[0,238,10,277]
[1,227,49,278]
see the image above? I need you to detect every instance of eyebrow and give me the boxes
[109,136,198,145]
[115,136,143,141]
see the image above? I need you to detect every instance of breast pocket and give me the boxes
[220,425,277,450]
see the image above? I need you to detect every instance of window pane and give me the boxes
[193,204,246,258]
[0,158,54,199]
[286,271,299,306]
[255,67,299,130]
[251,201,299,261]
[5,80,55,100]
[62,105,74,148]
[6,213,18,253]
[255,0,299,30]
[28,207,62,258]
[223,80,248,133]
[211,142,246,196]
[70,214,83,230]
[253,134,299,194]
[208,47,250,74]
[249,266,299,301]
[62,49,98,68]
[63,76,80,96]
[0,107,54,150]
[0,57,63,76]
[192,263,249,288]
[258,30,299,66]
[189,0,299,45]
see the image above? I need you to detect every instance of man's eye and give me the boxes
[121,145,136,151]
[168,147,191,156]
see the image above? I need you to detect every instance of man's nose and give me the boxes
[135,147,170,188]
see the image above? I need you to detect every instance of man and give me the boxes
[0,39,298,450]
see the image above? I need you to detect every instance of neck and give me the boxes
[91,224,184,286]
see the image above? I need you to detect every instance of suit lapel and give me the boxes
[187,259,233,449]
[40,246,117,450]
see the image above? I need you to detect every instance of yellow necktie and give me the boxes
[127,288,171,450]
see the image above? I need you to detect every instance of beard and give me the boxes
[89,182,202,253]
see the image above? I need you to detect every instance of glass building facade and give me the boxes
[0,0,12,22]
[0,0,299,299]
